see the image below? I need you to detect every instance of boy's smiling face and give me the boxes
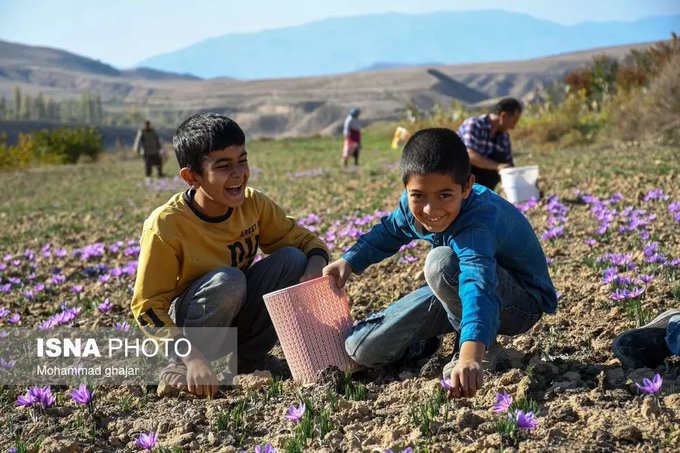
[405,172,474,233]
[182,145,249,217]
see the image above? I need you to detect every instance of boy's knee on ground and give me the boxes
[182,267,247,324]
[345,327,400,368]
[424,246,459,288]
[206,266,247,297]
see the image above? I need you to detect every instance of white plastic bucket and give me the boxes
[499,166,540,203]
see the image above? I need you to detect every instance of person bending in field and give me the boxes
[323,128,558,398]
[131,113,329,398]
[457,98,522,190]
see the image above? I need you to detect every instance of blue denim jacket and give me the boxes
[342,184,557,347]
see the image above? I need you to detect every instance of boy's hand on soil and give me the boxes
[448,340,486,398]
[299,255,326,282]
[449,358,484,399]
[185,355,219,398]
[322,259,353,288]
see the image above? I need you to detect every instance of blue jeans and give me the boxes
[666,315,680,356]
[345,246,543,367]
[169,247,307,362]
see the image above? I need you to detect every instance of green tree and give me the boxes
[13,86,21,120]
[19,93,31,119]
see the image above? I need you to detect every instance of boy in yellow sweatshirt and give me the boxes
[131,113,329,398]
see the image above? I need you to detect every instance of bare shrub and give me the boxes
[614,52,680,144]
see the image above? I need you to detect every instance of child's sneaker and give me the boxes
[612,309,680,370]
[442,341,509,379]
[238,354,291,379]
[157,361,188,396]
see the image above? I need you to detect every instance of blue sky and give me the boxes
[1,0,679,68]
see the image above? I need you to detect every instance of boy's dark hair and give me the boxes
[173,113,245,174]
[493,97,523,115]
[401,128,470,186]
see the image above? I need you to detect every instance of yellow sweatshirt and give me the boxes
[131,187,329,340]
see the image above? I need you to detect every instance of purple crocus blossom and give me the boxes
[492,391,513,413]
[1,357,16,370]
[643,188,669,202]
[98,299,113,313]
[17,385,56,409]
[254,444,276,453]
[70,384,94,405]
[440,378,453,392]
[512,409,538,430]
[636,373,663,394]
[541,226,565,241]
[638,274,655,285]
[115,321,130,332]
[135,431,158,451]
[8,313,20,324]
[285,402,306,423]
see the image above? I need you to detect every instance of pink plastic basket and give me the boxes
[263,275,357,383]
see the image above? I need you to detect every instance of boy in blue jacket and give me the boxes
[323,128,557,398]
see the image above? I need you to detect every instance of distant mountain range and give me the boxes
[0,37,663,138]
[137,10,679,79]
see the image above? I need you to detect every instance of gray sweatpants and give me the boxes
[169,247,307,363]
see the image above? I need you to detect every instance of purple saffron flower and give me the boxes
[1,357,15,370]
[285,402,306,423]
[70,384,94,405]
[584,239,597,248]
[98,299,113,313]
[33,385,56,408]
[512,409,538,430]
[643,188,669,202]
[254,444,276,453]
[492,392,513,413]
[8,313,20,324]
[115,321,130,332]
[636,373,662,395]
[18,385,56,409]
[135,431,158,451]
[440,378,453,392]
[71,285,84,294]
[0,307,9,318]
[638,274,655,285]
[37,319,55,330]
[16,393,33,408]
